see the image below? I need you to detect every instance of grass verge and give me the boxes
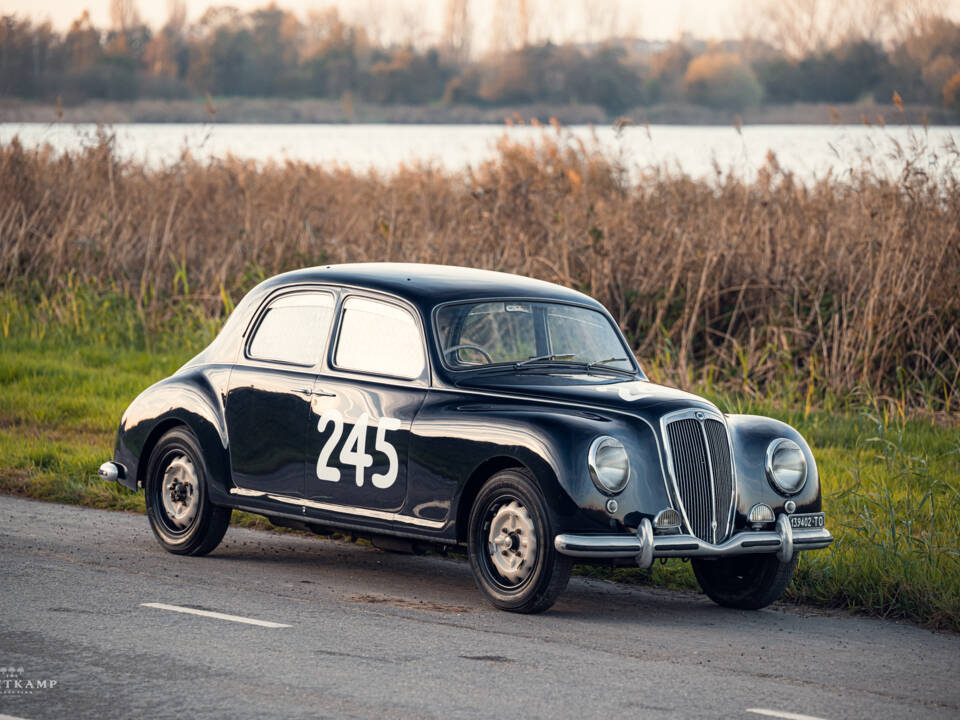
[1,289,957,631]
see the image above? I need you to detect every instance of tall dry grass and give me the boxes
[1,126,958,411]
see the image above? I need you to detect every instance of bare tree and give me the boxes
[580,0,621,45]
[517,0,530,48]
[490,0,512,54]
[883,0,950,41]
[165,0,186,34]
[742,0,951,56]
[109,0,141,32]
[393,0,427,48]
[444,0,472,62]
[343,0,384,47]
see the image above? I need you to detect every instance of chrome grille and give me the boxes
[663,411,736,544]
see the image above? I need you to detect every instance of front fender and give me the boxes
[410,391,673,536]
[113,367,233,505]
[726,414,822,526]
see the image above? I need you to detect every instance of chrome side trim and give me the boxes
[228,487,445,529]
[554,514,832,562]
[230,487,267,497]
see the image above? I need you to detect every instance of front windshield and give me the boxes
[435,301,639,374]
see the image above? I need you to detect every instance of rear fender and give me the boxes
[114,368,233,506]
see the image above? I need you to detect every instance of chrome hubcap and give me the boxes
[487,500,537,584]
[161,455,199,529]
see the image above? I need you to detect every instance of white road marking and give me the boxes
[747,710,829,720]
[140,602,291,628]
[0,715,34,720]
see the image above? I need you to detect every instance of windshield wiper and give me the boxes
[588,356,627,367]
[514,353,578,368]
[586,357,636,376]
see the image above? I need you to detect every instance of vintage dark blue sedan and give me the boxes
[100,263,832,613]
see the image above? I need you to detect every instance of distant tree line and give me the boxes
[1,2,959,114]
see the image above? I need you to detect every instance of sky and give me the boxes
[4,0,745,43]
[6,0,960,52]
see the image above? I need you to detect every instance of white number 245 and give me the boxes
[315,409,402,489]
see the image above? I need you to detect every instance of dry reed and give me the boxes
[1,126,958,411]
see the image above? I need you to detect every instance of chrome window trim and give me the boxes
[431,296,644,378]
[229,487,445,529]
[243,287,338,369]
[331,293,429,381]
[659,407,738,544]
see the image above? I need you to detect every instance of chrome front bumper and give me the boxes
[554,515,832,569]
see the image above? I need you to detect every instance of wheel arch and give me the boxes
[115,371,233,505]
[137,418,189,488]
[453,451,576,543]
[455,456,530,542]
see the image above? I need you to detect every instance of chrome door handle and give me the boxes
[298,388,336,397]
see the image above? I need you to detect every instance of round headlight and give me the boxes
[588,436,630,495]
[765,438,807,495]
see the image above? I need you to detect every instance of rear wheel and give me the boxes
[467,468,572,613]
[145,427,231,556]
[692,554,798,610]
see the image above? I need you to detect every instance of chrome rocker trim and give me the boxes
[554,515,832,569]
[228,487,446,529]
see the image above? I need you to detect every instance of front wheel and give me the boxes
[145,427,231,556]
[467,468,572,613]
[692,554,798,610]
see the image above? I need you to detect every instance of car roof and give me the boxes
[263,263,603,309]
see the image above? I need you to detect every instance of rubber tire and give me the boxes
[144,427,231,556]
[467,468,573,614]
[692,553,799,610]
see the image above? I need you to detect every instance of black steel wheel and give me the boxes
[692,553,799,610]
[467,468,572,613]
[145,427,231,556]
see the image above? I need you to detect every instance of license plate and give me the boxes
[789,513,825,529]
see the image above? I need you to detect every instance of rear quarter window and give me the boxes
[248,291,335,366]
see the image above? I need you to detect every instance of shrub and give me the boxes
[944,71,960,110]
[684,53,762,110]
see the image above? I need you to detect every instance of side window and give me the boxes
[248,291,335,366]
[335,297,426,379]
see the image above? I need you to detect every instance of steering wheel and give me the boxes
[443,344,494,363]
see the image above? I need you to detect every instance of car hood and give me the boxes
[456,372,720,421]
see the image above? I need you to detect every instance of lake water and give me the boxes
[2,122,958,184]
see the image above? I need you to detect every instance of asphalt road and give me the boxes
[0,495,957,720]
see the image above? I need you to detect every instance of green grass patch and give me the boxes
[1,287,958,630]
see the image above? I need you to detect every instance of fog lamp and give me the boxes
[748,503,775,526]
[653,507,682,529]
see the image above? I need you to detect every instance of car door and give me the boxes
[305,294,428,512]
[225,289,337,497]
